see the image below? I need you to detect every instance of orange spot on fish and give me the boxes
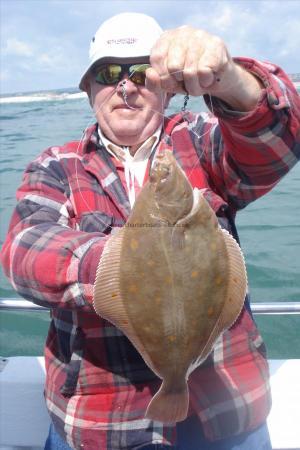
[111,292,118,298]
[165,276,172,284]
[154,297,162,305]
[129,284,138,293]
[207,306,214,317]
[168,335,176,343]
[130,238,139,251]
[191,270,198,278]
[147,260,155,267]
[215,276,223,285]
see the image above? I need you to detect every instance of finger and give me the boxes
[166,27,191,82]
[197,41,229,88]
[145,67,162,93]
[197,66,216,89]
[183,48,206,96]
[145,66,183,94]
[151,28,190,91]
[150,37,176,92]
[182,65,204,96]
[167,50,185,83]
[160,77,186,94]
[150,31,170,76]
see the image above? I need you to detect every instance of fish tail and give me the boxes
[145,378,189,423]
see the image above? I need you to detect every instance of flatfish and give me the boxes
[93,149,247,423]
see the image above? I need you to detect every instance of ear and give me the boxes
[83,75,93,107]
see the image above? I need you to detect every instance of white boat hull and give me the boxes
[0,357,299,449]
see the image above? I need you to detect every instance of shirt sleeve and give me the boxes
[0,148,109,311]
[199,58,300,210]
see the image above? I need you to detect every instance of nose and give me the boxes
[116,75,138,96]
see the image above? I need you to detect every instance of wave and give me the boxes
[0,91,87,105]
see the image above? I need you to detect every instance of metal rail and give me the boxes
[0,298,46,311]
[0,298,300,315]
[251,302,300,315]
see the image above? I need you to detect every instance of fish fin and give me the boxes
[93,228,157,372]
[145,378,189,424]
[190,229,247,367]
[219,228,247,329]
[93,228,127,322]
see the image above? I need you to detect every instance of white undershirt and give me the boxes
[98,127,162,207]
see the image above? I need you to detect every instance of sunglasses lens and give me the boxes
[129,64,150,85]
[94,63,151,85]
[95,64,122,85]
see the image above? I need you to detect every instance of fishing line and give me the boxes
[74,87,117,230]
[74,66,217,233]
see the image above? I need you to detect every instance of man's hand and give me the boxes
[146,26,263,112]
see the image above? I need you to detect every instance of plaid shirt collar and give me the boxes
[97,125,162,164]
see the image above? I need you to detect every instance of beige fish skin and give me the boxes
[93,149,247,424]
[149,151,194,225]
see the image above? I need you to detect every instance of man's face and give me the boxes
[87,62,168,150]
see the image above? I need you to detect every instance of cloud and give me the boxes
[1,0,299,93]
[38,53,53,66]
[181,0,300,67]
[37,46,68,70]
[211,5,233,31]
[3,38,34,57]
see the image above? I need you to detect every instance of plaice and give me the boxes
[94,149,247,423]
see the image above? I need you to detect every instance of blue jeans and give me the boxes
[44,417,272,449]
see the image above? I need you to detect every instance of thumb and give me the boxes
[145,67,162,93]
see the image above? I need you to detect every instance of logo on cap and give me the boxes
[107,38,138,45]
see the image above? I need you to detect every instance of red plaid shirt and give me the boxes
[1,58,300,449]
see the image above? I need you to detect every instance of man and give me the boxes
[1,11,300,450]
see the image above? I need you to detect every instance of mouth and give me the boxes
[113,104,141,111]
[150,161,171,185]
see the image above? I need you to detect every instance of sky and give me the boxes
[1,0,299,94]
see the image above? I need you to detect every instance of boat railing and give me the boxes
[1,297,300,450]
[0,297,300,314]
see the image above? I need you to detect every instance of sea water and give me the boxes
[0,88,299,358]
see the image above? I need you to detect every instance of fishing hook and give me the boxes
[120,80,135,110]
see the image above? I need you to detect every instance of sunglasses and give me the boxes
[93,63,151,86]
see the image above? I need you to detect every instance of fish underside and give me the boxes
[94,150,247,423]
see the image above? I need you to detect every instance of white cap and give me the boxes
[79,12,163,91]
